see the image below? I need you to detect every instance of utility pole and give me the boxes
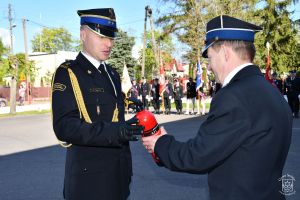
[8,3,18,114]
[148,6,160,77]
[23,18,31,104]
[8,4,14,54]
[142,6,149,78]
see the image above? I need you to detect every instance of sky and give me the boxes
[0,0,164,57]
[0,0,299,58]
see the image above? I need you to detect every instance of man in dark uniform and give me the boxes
[142,15,292,200]
[129,79,140,113]
[140,77,150,110]
[151,78,160,114]
[284,70,300,118]
[173,78,183,114]
[51,8,143,200]
[272,72,284,94]
[163,79,173,114]
[185,77,197,114]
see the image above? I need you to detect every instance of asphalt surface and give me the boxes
[0,113,299,200]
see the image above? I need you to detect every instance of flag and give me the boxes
[121,61,132,95]
[265,46,272,83]
[196,60,203,90]
[159,66,166,96]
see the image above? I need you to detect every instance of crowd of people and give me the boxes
[127,76,219,115]
[269,70,300,118]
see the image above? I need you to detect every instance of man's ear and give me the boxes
[80,28,86,42]
[222,45,230,61]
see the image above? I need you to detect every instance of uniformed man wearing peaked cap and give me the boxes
[285,69,300,118]
[142,15,292,200]
[202,15,262,58]
[51,8,143,200]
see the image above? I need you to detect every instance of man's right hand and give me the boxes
[119,116,144,142]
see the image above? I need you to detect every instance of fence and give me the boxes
[0,87,51,101]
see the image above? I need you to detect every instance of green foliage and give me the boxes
[4,54,38,85]
[31,27,76,53]
[108,30,137,75]
[0,39,9,58]
[255,0,300,72]
[156,0,299,73]
[137,30,175,79]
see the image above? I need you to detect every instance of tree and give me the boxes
[156,0,257,77]
[0,39,10,85]
[255,0,300,72]
[137,30,174,79]
[31,27,76,53]
[156,0,299,74]
[108,30,137,75]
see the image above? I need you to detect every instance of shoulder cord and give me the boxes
[50,67,92,148]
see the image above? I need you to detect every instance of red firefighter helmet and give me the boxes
[135,110,160,137]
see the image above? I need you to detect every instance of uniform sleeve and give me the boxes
[51,66,123,147]
[154,91,252,173]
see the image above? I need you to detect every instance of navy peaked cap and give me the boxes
[78,8,118,38]
[202,15,262,58]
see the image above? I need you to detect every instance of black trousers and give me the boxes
[163,97,171,110]
[152,98,160,112]
[287,93,299,116]
[175,99,182,111]
[142,96,149,110]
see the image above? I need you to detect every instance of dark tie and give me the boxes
[98,64,109,80]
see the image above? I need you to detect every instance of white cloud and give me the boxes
[0,28,11,47]
[132,43,143,61]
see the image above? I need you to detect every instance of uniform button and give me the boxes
[108,139,112,145]
[83,168,88,172]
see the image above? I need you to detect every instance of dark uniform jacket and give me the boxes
[186,81,197,99]
[173,84,183,100]
[163,82,174,98]
[130,84,140,98]
[141,82,150,97]
[155,65,292,200]
[52,52,132,200]
[284,76,300,97]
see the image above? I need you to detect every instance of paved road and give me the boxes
[0,113,299,199]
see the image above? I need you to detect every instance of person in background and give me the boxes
[173,78,184,114]
[18,84,26,106]
[271,72,284,94]
[163,79,173,115]
[140,77,150,110]
[142,15,292,200]
[151,78,160,114]
[185,77,197,115]
[129,78,140,113]
[51,8,143,200]
[284,70,300,118]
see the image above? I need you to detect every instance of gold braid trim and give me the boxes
[51,66,94,148]
[68,68,92,124]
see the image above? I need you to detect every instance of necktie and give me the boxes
[98,63,117,97]
[98,64,109,80]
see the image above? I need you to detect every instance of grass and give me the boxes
[0,109,51,118]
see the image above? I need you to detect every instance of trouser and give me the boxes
[287,94,299,116]
[175,99,182,113]
[186,97,195,113]
[142,96,149,110]
[164,97,171,112]
[152,99,160,113]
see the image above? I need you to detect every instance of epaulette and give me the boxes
[59,60,73,69]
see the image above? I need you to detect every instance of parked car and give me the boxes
[0,97,8,107]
